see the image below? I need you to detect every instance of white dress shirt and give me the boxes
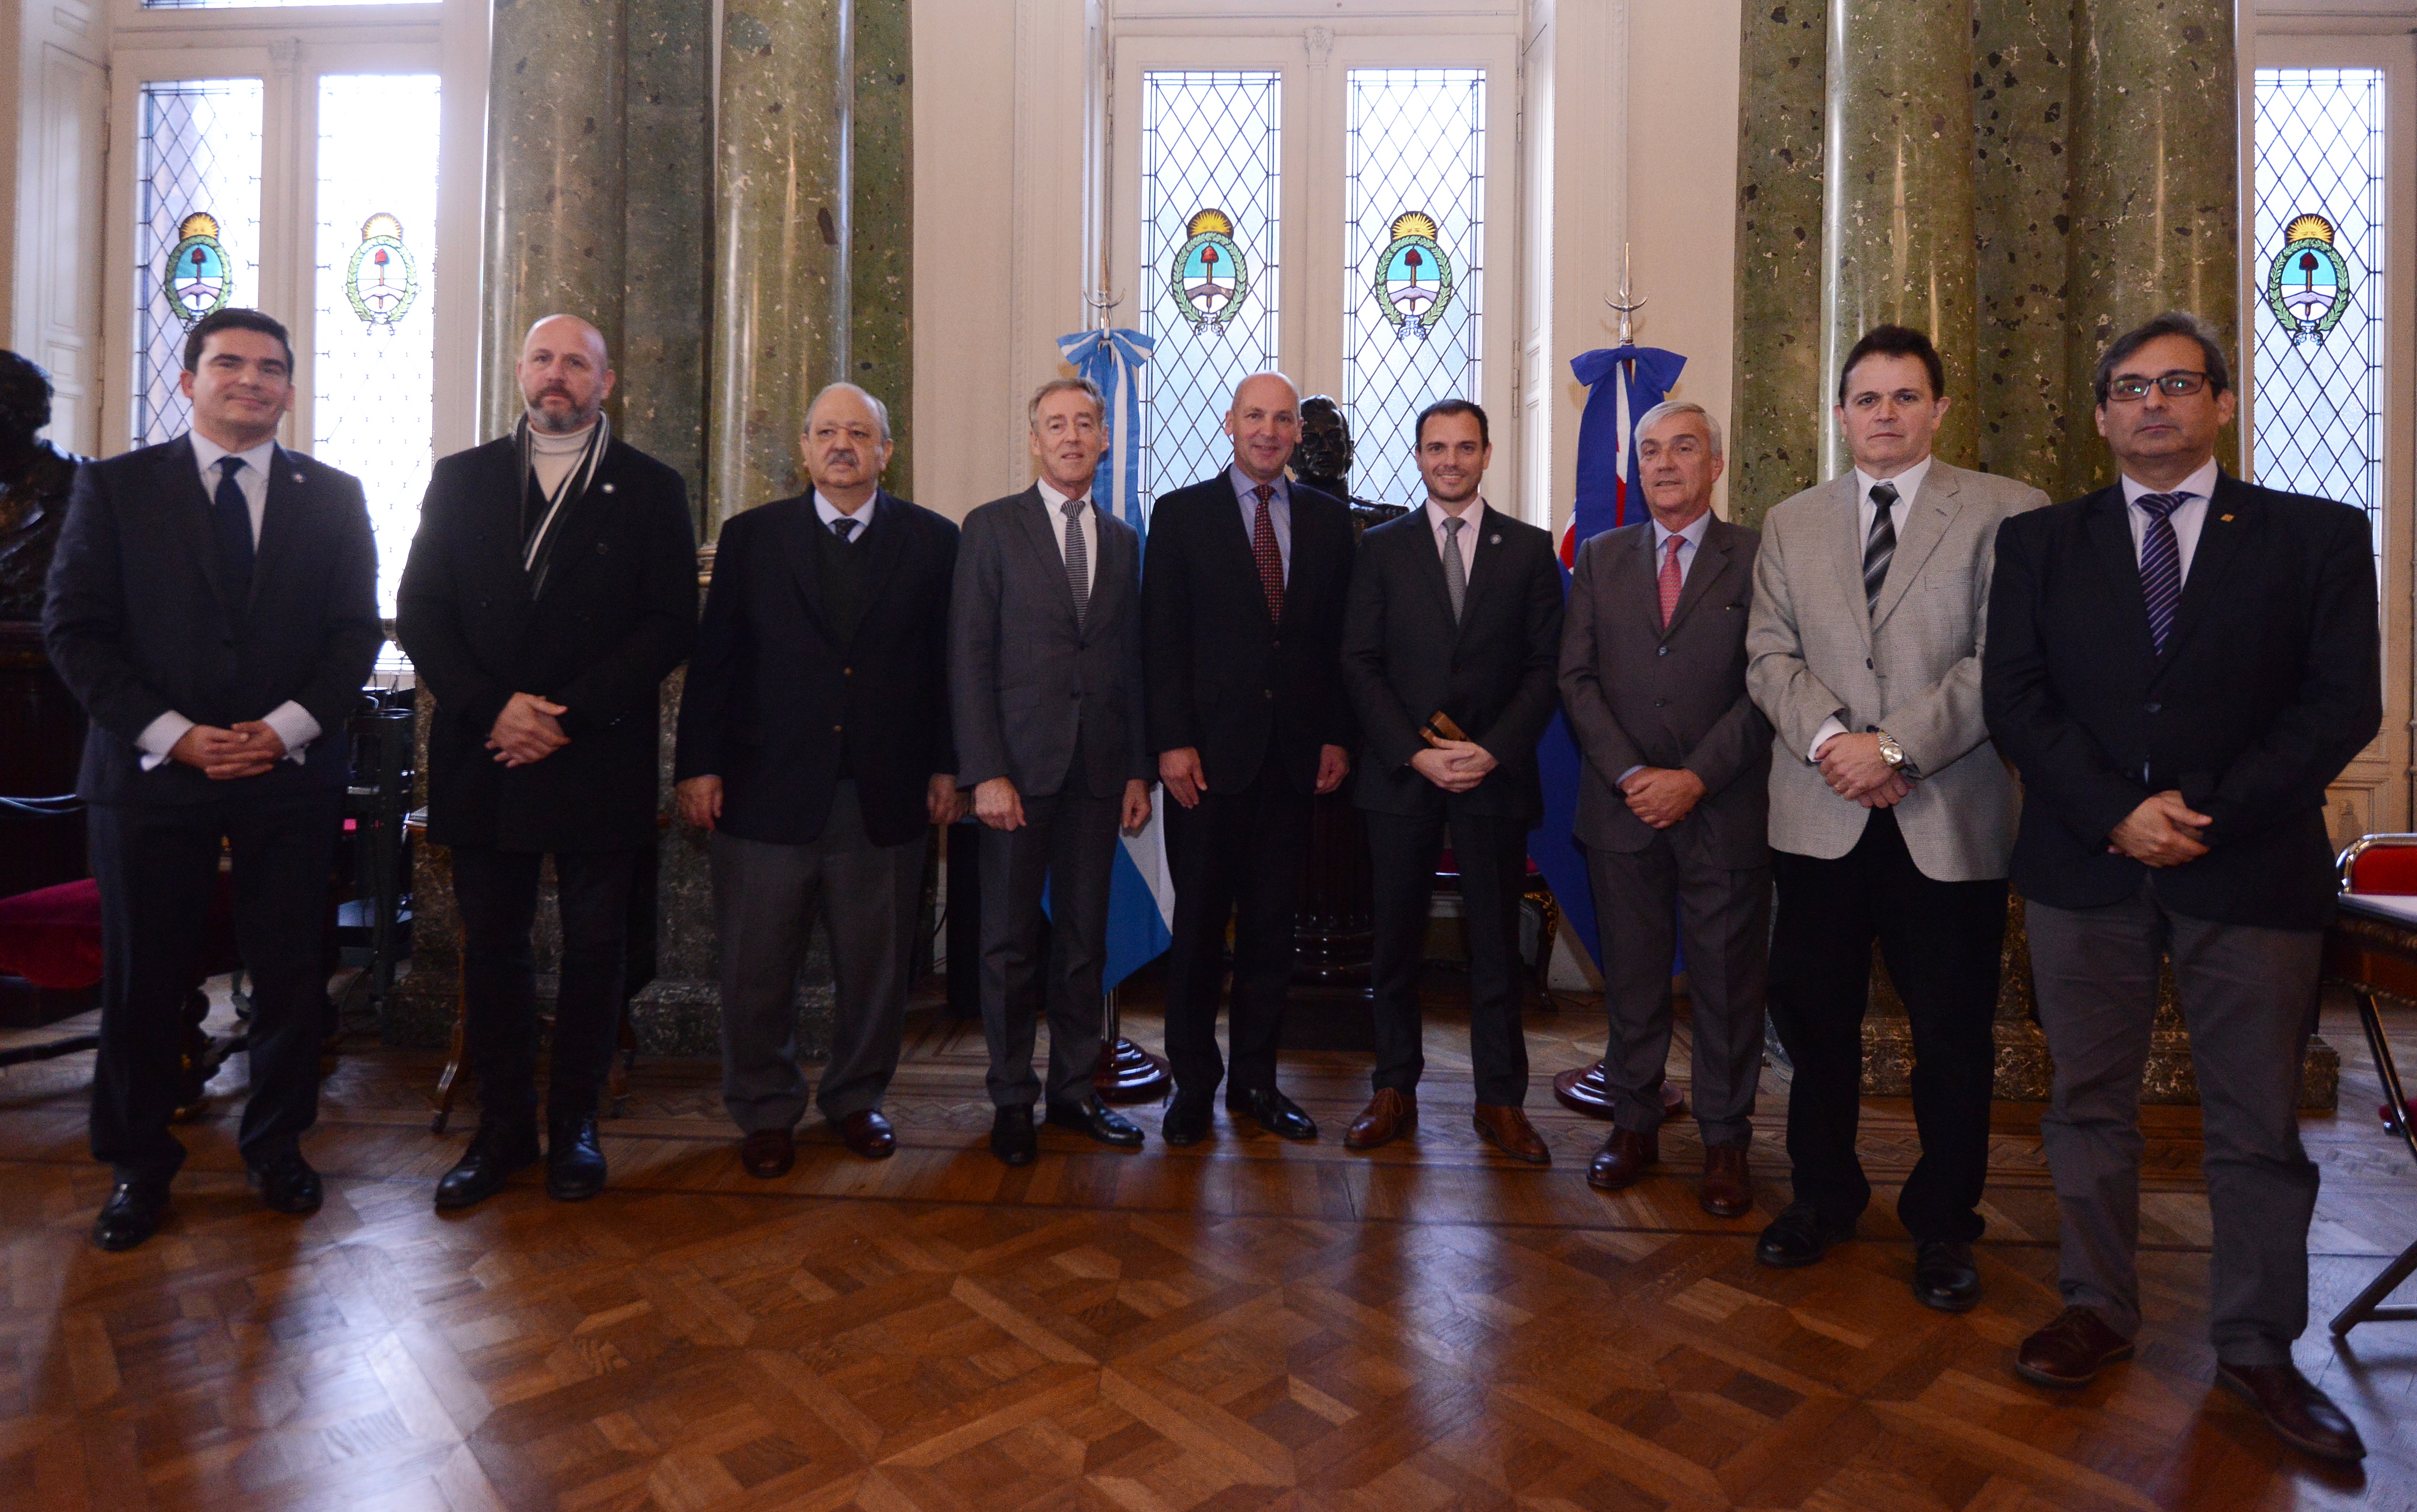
[1809,455,1937,761]
[814,489,878,538]
[1649,506,1714,590]
[1425,496,1486,581]
[2119,455,2220,584]
[1229,464,1291,581]
[1036,475,1097,600]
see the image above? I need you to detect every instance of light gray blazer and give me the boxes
[1745,459,2048,881]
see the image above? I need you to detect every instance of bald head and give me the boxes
[1225,370,1303,486]
[518,315,615,434]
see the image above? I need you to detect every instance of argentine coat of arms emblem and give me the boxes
[1371,211,1454,342]
[1169,208,1249,329]
[2266,212,2352,345]
[164,212,234,326]
[345,214,420,328]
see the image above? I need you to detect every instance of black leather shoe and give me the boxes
[247,1151,324,1216]
[435,1123,540,1211]
[1755,1201,1856,1269]
[92,1177,171,1251]
[1162,1087,1213,1147]
[1227,1085,1318,1141]
[1045,1095,1145,1148]
[2216,1362,2368,1464]
[1913,1239,1981,1312]
[545,1116,608,1201]
[990,1105,1037,1166]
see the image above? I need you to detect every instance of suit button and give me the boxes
[843,667,853,677]
[832,724,843,734]
[1654,698,1667,709]
[1657,645,1668,657]
[1264,689,1274,700]
[2144,701,2161,713]
[1272,640,1281,650]
[1866,658,1874,669]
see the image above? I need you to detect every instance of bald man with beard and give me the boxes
[398,315,698,1211]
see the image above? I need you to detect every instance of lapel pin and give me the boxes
[601,482,615,494]
[291,472,304,483]
[2219,513,2234,522]
[1489,533,1501,545]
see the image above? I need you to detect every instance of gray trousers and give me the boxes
[1587,839,1771,1149]
[978,787,1119,1108]
[2028,882,2323,1366]
[711,783,927,1132]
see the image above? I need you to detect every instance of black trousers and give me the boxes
[1768,809,2005,1242]
[977,788,1119,1109]
[1161,749,1311,1096]
[1366,803,1531,1106]
[451,846,637,1128]
[88,788,342,1181]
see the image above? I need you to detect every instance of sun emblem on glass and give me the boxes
[345,214,420,328]
[164,212,234,326]
[1169,208,1249,329]
[1372,212,1455,343]
[2266,213,2353,346]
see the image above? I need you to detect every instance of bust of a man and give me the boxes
[1293,393,1404,534]
[0,351,82,623]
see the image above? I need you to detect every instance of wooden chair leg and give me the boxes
[431,978,466,1135]
[2332,988,2417,1333]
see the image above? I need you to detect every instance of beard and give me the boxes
[526,391,600,435]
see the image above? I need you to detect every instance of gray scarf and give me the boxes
[514,409,611,597]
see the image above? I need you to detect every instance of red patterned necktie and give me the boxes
[1251,483,1285,621]
[1657,533,1685,628]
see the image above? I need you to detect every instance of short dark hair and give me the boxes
[1414,398,1489,450]
[183,308,294,375]
[1836,325,1945,407]
[2092,310,2231,407]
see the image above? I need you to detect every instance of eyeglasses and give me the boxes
[2106,371,2210,403]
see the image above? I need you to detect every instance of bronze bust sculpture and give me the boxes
[1294,394,1405,534]
[0,351,82,624]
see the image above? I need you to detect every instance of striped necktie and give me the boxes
[2136,492,2186,655]
[1061,498,1090,628]
[1862,481,1899,615]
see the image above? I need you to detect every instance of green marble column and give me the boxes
[1972,0,2072,494]
[619,0,716,510]
[1818,0,1978,478]
[850,0,913,498]
[1728,0,1827,529]
[2062,0,2239,500]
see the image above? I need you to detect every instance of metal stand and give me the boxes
[1094,986,1170,1103]
[2331,986,2417,1334]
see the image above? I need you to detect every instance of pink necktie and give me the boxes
[1657,534,1684,628]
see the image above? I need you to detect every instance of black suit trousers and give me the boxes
[88,788,341,1179]
[1366,801,1531,1105]
[451,846,637,1127]
[1162,750,1311,1096]
[1768,809,2005,1242]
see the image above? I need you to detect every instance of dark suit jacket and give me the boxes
[1560,516,1770,863]
[1141,472,1356,793]
[43,435,381,806]
[949,486,1147,800]
[673,489,957,847]
[1983,473,2380,929]
[396,435,698,852]
[1339,503,1564,821]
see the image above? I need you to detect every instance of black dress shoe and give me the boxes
[1045,1095,1145,1148]
[435,1122,540,1211]
[2216,1362,2368,1463]
[92,1177,171,1251]
[247,1151,325,1215]
[1913,1239,1981,1312]
[546,1116,608,1201]
[1755,1201,1855,1269]
[1162,1087,1213,1147]
[991,1105,1037,1166]
[1227,1085,1317,1141]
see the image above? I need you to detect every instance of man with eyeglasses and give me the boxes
[1984,311,2379,1462]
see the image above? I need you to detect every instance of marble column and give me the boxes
[1727,0,1827,529]
[620,0,717,506]
[1817,0,1978,477]
[1972,0,2073,494]
[2062,0,2240,500]
[850,0,914,496]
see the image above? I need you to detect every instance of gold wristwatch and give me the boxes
[1873,729,1906,770]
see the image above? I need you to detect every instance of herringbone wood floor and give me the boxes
[0,978,2411,1512]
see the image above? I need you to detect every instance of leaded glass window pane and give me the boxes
[314,73,442,614]
[134,79,264,447]
[1139,71,1281,517]
[2252,68,2385,569]
[1344,68,1484,508]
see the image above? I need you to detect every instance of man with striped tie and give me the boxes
[1984,312,2377,1462]
[1745,326,2046,1307]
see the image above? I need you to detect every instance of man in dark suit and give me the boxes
[674,383,962,1175]
[1984,311,2379,1463]
[1337,398,1564,1163]
[44,308,380,1250]
[1559,400,1771,1216]
[950,377,1153,1166]
[397,314,698,1210]
[1143,371,1356,1146]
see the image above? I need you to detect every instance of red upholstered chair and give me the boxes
[2325,833,2417,1333]
[0,873,240,1091]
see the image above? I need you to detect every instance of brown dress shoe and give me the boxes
[1472,1104,1551,1165]
[2014,1306,2134,1389]
[1586,1128,1657,1191]
[739,1127,796,1179]
[1699,1145,1752,1218]
[837,1108,896,1159]
[1344,1089,1417,1150]
[2216,1362,2367,1463]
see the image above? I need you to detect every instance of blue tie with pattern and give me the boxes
[211,454,254,607]
[2136,492,2186,655]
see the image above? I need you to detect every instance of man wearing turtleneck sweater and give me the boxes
[398,314,698,1212]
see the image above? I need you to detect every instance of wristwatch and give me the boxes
[1872,729,1907,771]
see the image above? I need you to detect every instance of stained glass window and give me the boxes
[1139,71,1281,516]
[1344,69,1484,508]
[133,79,264,447]
[2252,68,2385,566]
[314,73,442,614]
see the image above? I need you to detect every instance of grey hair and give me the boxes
[1028,375,1107,428]
[1634,399,1724,459]
[804,381,892,442]
[2093,310,2231,405]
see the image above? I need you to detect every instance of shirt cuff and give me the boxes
[1616,764,1645,788]
[263,701,321,766]
[136,711,195,772]
[1808,715,1848,762]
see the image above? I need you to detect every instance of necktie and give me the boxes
[1862,480,1899,615]
[1061,498,1090,628]
[211,454,254,607]
[1657,532,1685,628]
[831,516,860,542]
[1251,483,1285,621]
[1441,515,1468,621]
[2136,492,2186,655]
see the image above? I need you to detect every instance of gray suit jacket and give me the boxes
[949,485,1147,800]
[1746,459,2048,880]
[1560,516,1770,865]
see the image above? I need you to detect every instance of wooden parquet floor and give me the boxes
[0,980,2412,1512]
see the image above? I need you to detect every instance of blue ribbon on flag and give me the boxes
[1569,344,1687,541]
[1055,327,1155,533]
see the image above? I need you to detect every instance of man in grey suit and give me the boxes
[1746,325,2047,1308]
[1560,401,1771,1218]
[950,376,1154,1166]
